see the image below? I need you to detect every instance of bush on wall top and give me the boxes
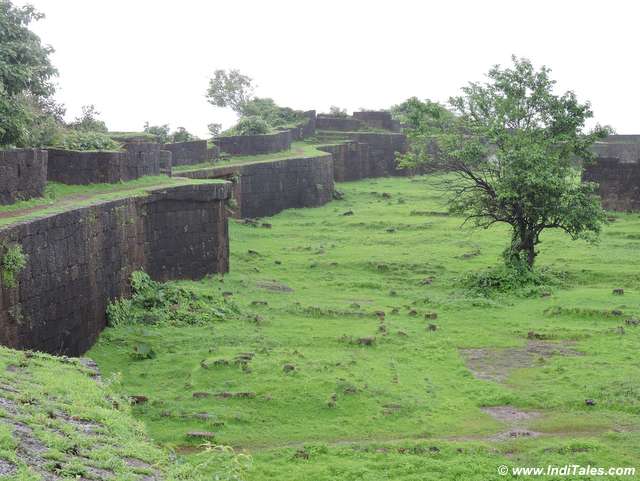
[51,130,122,151]
[222,116,273,136]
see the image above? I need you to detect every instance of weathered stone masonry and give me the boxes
[182,154,334,218]
[317,132,408,180]
[0,150,47,205]
[213,130,293,156]
[0,182,231,355]
[162,140,208,166]
[47,146,162,185]
[582,136,640,211]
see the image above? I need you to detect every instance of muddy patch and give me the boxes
[481,406,543,441]
[482,406,540,423]
[460,341,581,382]
[256,280,293,292]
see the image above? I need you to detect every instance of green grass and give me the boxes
[108,131,159,141]
[0,176,226,227]
[0,347,168,480]
[90,175,640,480]
[174,142,328,173]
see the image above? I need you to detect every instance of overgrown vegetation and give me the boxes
[50,129,121,151]
[107,271,240,328]
[222,115,273,136]
[0,244,27,288]
[460,262,567,297]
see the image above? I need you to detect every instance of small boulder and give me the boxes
[192,392,211,399]
[130,395,148,405]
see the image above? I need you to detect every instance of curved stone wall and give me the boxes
[182,154,334,218]
[162,140,208,166]
[0,150,47,205]
[317,142,370,181]
[0,182,231,355]
[213,130,292,156]
[47,147,162,185]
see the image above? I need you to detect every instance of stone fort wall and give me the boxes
[213,130,293,156]
[0,182,231,355]
[0,150,48,205]
[182,154,334,218]
[583,136,640,211]
[162,140,209,166]
[47,144,163,185]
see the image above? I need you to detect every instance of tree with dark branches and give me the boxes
[416,56,610,268]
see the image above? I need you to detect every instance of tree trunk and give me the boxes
[506,225,537,268]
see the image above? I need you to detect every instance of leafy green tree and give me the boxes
[143,122,170,143]
[426,57,608,268]
[393,97,455,168]
[328,106,348,117]
[68,104,108,132]
[169,127,196,143]
[0,1,58,146]
[207,122,222,138]
[206,69,255,114]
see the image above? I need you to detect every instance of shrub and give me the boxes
[225,116,272,136]
[1,244,28,289]
[460,260,567,298]
[240,97,306,129]
[106,271,239,328]
[51,130,121,151]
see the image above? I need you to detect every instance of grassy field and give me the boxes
[90,175,640,480]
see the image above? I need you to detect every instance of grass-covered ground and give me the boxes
[0,347,167,480]
[90,175,640,480]
[173,141,327,173]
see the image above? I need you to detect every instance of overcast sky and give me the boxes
[18,0,640,137]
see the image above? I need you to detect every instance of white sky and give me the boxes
[18,0,640,137]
